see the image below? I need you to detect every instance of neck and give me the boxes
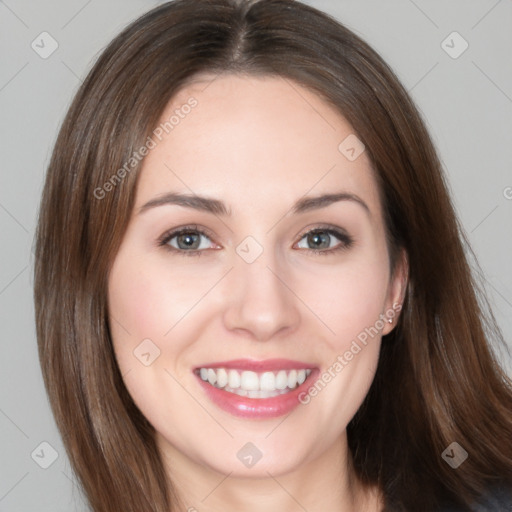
[159,433,382,512]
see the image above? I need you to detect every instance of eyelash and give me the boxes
[156,224,354,257]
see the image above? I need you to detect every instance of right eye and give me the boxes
[158,225,219,256]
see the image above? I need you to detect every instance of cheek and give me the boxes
[299,262,387,431]
[297,256,389,351]
[107,248,227,382]
[108,251,211,341]
[107,250,175,375]
[110,278,167,340]
[106,253,196,419]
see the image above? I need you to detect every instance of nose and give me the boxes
[222,251,301,342]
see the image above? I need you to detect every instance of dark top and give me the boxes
[441,483,512,511]
[471,483,512,511]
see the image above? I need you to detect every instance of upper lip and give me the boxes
[194,358,316,372]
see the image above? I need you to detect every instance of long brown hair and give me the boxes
[33,0,512,510]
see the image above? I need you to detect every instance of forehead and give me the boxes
[135,74,381,218]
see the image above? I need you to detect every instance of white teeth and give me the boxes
[240,371,259,391]
[197,367,314,396]
[216,368,228,388]
[260,371,275,391]
[288,369,297,388]
[228,369,240,388]
[207,368,217,386]
[275,370,288,390]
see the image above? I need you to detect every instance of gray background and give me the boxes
[1,0,511,510]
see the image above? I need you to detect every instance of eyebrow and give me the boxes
[138,191,370,217]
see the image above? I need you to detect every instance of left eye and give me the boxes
[295,228,351,252]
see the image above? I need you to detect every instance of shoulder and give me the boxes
[438,483,512,512]
[470,482,512,512]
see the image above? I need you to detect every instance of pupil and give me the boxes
[309,231,329,249]
[178,233,199,249]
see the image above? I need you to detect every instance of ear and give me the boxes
[381,248,408,336]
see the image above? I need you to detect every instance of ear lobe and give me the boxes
[382,248,409,335]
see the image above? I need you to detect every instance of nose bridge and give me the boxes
[222,239,300,341]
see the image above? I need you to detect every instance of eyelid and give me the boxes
[293,224,354,253]
[156,224,219,250]
[157,223,354,255]
[294,223,349,241]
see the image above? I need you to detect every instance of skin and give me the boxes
[108,74,408,512]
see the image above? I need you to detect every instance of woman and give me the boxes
[33,0,512,510]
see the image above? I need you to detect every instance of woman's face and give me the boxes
[108,74,405,478]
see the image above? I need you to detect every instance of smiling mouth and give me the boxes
[194,367,314,399]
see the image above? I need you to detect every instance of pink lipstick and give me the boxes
[193,358,318,419]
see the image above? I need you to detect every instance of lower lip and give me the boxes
[195,370,319,419]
